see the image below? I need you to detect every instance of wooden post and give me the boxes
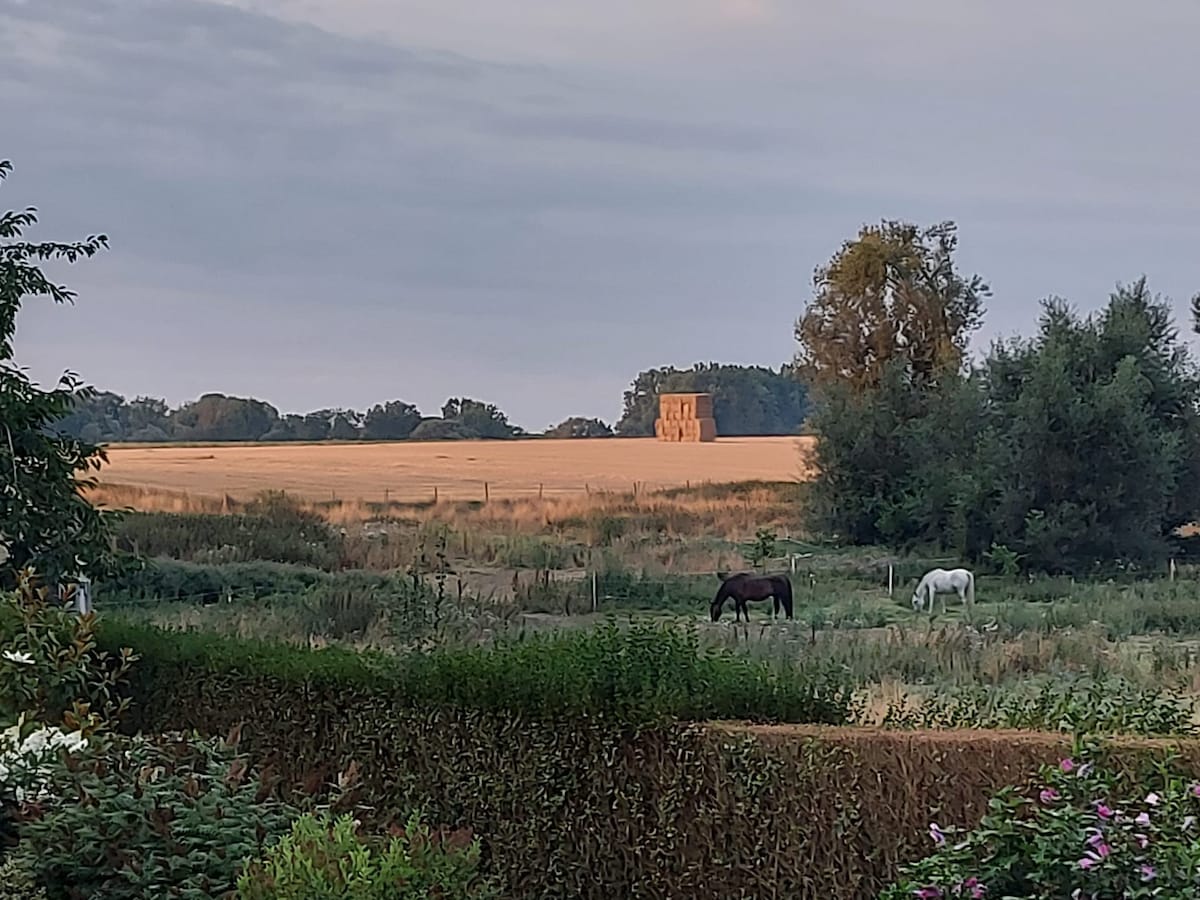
[74,576,92,616]
[539,483,544,500]
[585,483,591,496]
[432,485,439,504]
[384,488,390,504]
[483,482,490,503]
[591,572,598,613]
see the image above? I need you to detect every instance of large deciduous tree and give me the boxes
[0,160,125,587]
[795,220,988,391]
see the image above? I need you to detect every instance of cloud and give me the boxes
[3,0,1200,429]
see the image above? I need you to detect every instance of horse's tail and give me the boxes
[777,575,794,618]
[966,571,975,606]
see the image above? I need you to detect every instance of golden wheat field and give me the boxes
[94,436,816,505]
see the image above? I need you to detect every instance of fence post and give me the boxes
[888,564,894,598]
[790,554,797,574]
[1170,558,1177,581]
[433,485,439,504]
[483,482,490,503]
[384,488,390,504]
[539,483,544,500]
[591,572,598,613]
[74,576,92,616]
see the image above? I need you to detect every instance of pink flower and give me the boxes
[1134,833,1149,849]
[1145,792,1161,806]
[1060,758,1075,773]
[1086,831,1105,848]
[1095,803,1113,820]
[1135,812,1151,827]
[1040,788,1061,804]
[1095,842,1111,859]
[1141,864,1157,881]
[1078,857,1098,870]
[1192,783,1200,799]
[914,888,941,899]
[959,877,985,899]
[929,823,946,845]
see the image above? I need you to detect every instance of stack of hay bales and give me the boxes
[655,392,717,442]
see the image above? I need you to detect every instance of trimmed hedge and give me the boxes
[100,621,1200,898]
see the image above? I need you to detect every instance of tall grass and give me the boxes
[91,480,807,541]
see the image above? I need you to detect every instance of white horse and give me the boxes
[911,567,975,615]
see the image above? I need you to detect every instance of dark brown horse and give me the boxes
[709,572,794,622]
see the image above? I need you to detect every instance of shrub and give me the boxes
[0,573,137,731]
[883,675,1197,737]
[0,854,46,900]
[114,504,342,569]
[236,811,495,899]
[100,618,857,726]
[14,731,297,900]
[881,742,1200,899]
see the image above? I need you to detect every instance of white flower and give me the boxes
[1146,792,1162,806]
[1,651,34,666]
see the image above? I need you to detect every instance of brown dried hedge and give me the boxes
[103,623,1200,899]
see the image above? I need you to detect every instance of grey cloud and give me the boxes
[4,0,1200,429]
[478,112,776,153]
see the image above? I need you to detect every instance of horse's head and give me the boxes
[709,598,724,621]
[910,590,923,611]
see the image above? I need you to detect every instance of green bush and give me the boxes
[0,854,46,900]
[881,741,1200,899]
[100,619,857,726]
[236,812,494,899]
[883,675,1197,737]
[0,574,137,731]
[114,505,341,569]
[14,732,297,900]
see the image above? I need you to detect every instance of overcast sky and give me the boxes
[4,0,1200,430]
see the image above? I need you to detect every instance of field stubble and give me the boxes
[94,436,815,504]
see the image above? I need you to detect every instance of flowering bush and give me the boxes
[881,743,1200,898]
[13,731,297,900]
[0,716,87,806]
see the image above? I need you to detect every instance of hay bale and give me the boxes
[656,392,717,442]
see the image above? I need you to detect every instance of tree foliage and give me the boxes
[0,160,125,586]
[795,220,988,391]
[806,271,1200,573]
[616,363,808,436]
[545,417,613,439]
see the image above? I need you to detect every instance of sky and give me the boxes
[3,0,1200,431]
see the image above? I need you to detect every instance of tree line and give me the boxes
[51,366,809,443]
[796,219,1200,575]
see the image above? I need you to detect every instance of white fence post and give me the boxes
[74,576,93,616]
[591,572,598,613]
[888,564,894,598]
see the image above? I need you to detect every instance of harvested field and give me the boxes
[95,436,815,504]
